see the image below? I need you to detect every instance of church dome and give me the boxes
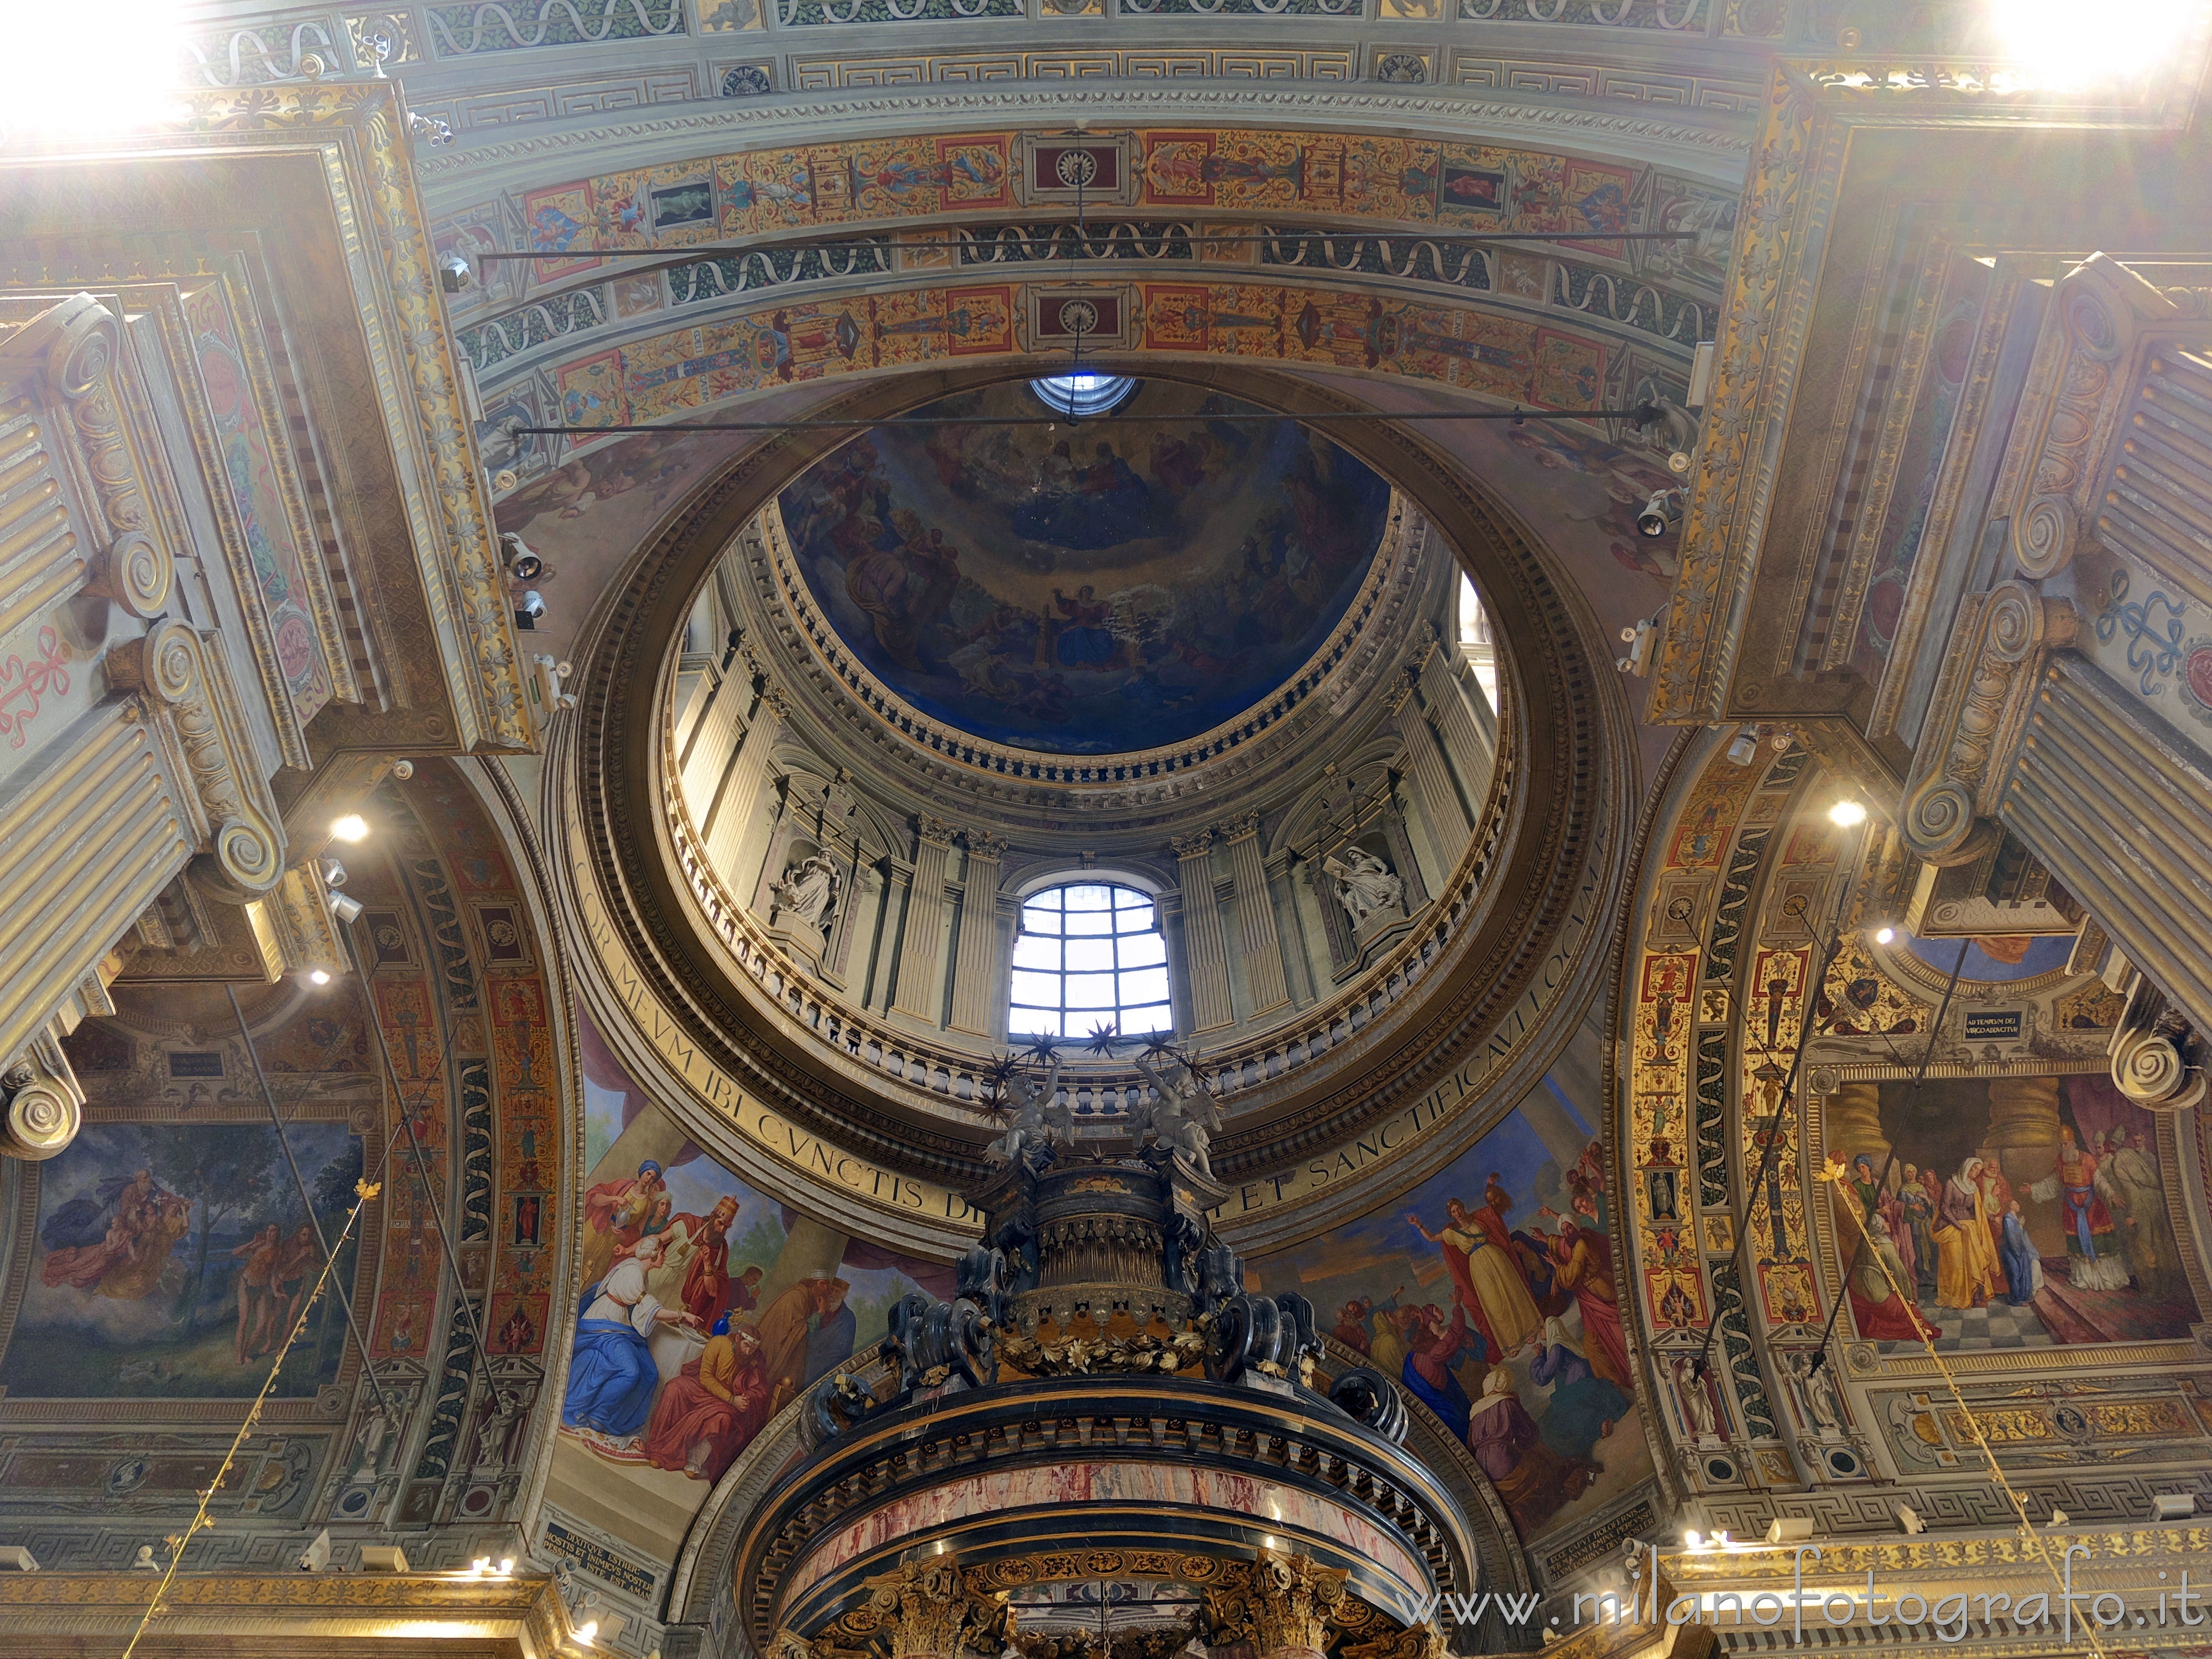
[774,379,1394,756]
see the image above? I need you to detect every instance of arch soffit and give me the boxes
[444,114,1730,418]
[558,357,1635,1258]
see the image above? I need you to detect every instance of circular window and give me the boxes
[1029,373,1136,418]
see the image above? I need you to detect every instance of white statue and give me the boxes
[770,854,840,933]
[1323,846,1403,929]
[351,1401,392,1483]
[1672,1355,1719,1442]
[1788,1352,1843,1437]
[987,1051,1067,1165]
[1132,1051,1222,1178]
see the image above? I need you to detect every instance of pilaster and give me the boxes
[948,830,1009,1037]
[891,815,956,1024]
[702,681,787,885]
[1172,829,1233,1034]
[1219,812,1290,1019]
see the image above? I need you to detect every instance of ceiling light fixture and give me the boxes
[309,969,331,987]
[330,814,369,842]
[1828,799,1867,828]
[1874,925,1896,945]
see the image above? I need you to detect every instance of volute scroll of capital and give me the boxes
[1899,582,2074,867]
[86,530,175,620]
[109,618,288,901]
[0,1032,86,1162]
[2010,493,2078,581]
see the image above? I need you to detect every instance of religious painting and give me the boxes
[550,1013,947,1566]
[1829,1072,2197,1354]
[0,1120,363,1400]
[1253,1087,1653,1547]
[775,379,1392,755]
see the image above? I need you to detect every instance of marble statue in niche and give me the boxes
[1324,846,1404,929]
[769,854,840,933]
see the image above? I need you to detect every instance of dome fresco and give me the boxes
[775,379,1394,755]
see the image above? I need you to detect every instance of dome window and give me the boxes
[1029,373,1136,419]
[1009,883,1171,1040]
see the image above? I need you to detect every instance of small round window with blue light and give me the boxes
[1029,373,1136,418]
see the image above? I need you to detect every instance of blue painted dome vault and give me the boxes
[775,379,1394,756]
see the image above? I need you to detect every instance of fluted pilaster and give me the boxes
[892,816,957,1022]
[1220,812,1290,1019]
[1173,830,1234,1034]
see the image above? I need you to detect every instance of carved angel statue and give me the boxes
[1133,1050,1222,1178]
[1322,846,1404,929]
[770,854,841,933]
[985,1048,1068,1166]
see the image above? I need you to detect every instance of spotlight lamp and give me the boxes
[515,589,546,630]
[309,969,331,987]
[1725,724,1760,768]
[438,253,472,293]
[500,531,546,583]
[319,857,348,889]
[1874,925,1896,946]
[329,892,366,926]
[330,813,369,842]
[1828,799,1868,828]
[1636,488,1681,539]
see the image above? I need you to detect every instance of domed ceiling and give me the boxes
[774,379,1393,755]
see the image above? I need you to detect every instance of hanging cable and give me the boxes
[226,984,404,1422]
[1803,937,1971,1380]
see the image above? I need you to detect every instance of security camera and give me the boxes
[533,653,578,714]
[439,253,472,294]
[515,589,545,630]
[328,892,365,926]
[499,531,545,583]
[1637,489,1679,539]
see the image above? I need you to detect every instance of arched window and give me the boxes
[1009,883,1172,1039]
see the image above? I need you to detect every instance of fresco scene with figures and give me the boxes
[776,380,1394,753]
[12,11,2212,1657]
[1829,1071,2197,1353]
[1255,1082,1652,1548]
[0,1121,363,1400]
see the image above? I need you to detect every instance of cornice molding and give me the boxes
[415,81,1755,197]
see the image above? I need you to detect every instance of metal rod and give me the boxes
[226,983,402,1420]
[1689,857,1861,1383]
[472,228,1696,262]
[517,407,1653,437]
[1805,937,1971,1376]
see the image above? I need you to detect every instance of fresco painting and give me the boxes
[1834,1073,2197,1352]
[1254,1089,1651,1546]
[776,380,1392,754]
[0,1121,363,1400]
[557,1011,945,1491]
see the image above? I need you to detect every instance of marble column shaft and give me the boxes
[891,817,956,1022]
[1222,814,1291,1018]
[1175,831,1235,1033]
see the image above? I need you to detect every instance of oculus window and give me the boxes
[1010,884,1171,1039]
[1029,372,1136,418]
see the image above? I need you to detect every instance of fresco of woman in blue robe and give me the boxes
[563,1233,698,1442]
[775,379,1392,755]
